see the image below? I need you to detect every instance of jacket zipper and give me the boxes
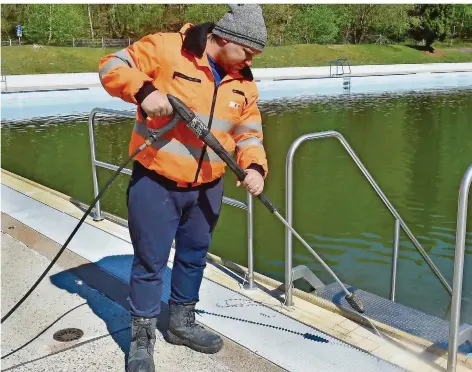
[193,84,218,183]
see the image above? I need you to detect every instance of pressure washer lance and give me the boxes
[1,111,183,324]
[167,94,365,314]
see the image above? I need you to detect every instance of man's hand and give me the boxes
[141,91,173,118]
[236,169,264,196]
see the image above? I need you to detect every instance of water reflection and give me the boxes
[1,88,471,323]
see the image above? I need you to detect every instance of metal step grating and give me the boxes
[315,282,472,355]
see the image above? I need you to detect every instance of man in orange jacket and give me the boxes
[99,5,268,371]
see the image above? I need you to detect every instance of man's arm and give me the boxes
[232,90,268,178]
[98,33,163,105]
[232,89,268,196]
[99,33,173,118]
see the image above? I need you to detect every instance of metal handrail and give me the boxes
[390,219,401,301]
[447,164,472,372]
[284,130,452,306]
[88,108,256,289]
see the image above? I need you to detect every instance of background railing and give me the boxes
[1,39,22,47]
[1,38,136,48]
[72,38,134,48]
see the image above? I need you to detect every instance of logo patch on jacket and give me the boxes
[229,101,240,109]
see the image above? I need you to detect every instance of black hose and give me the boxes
[1,112,181,324]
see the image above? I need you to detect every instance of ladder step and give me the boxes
[315,282,472,355]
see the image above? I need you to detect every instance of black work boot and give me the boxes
[126,316,157,372]
[165,301,223,354]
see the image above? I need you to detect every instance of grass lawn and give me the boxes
[1,44,471,75]
[1,46,117,75]
[255,44,472,68]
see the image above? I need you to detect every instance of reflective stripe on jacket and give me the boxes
[98,23,268,186]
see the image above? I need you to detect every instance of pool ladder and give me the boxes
[329,57,352,77]
[1,75,7,92]
[329,58,352,93]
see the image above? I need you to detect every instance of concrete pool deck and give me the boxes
[1,169,471,372]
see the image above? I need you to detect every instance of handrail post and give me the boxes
[447,164,472,372]
[87,106,252,244]
[285,138,299,306]
[88,109,104,221]
[390,219,401,301]
[244,192,257,290]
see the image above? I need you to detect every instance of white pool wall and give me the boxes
[4,63,472,89]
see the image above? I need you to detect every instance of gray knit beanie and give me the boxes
[212,4,267,52]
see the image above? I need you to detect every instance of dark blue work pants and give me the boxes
[126,161,223,318]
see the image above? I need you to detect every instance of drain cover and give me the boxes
[53,328,84,342]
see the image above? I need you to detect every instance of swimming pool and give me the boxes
[1,71,471,326]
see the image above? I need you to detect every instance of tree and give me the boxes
[162,4,186,32]
[1,4,467,46]
[87,5,94,40]
[24,4,87,44]
[289,5,339,44]
[1,4,28,40]
[261,4,299,46]
[372,5,412,42]
[449,5,472,42]
[107,4,165,38]
[183,4,227,25]
[334,4,411,44]
[409,5,454,52]
[334,5,383,44]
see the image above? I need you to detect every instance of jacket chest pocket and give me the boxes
[225,89,247,120]
[171,71,202,104]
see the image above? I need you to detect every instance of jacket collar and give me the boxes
[180,23,254,82]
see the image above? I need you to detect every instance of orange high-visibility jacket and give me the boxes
[99,23,268,187]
